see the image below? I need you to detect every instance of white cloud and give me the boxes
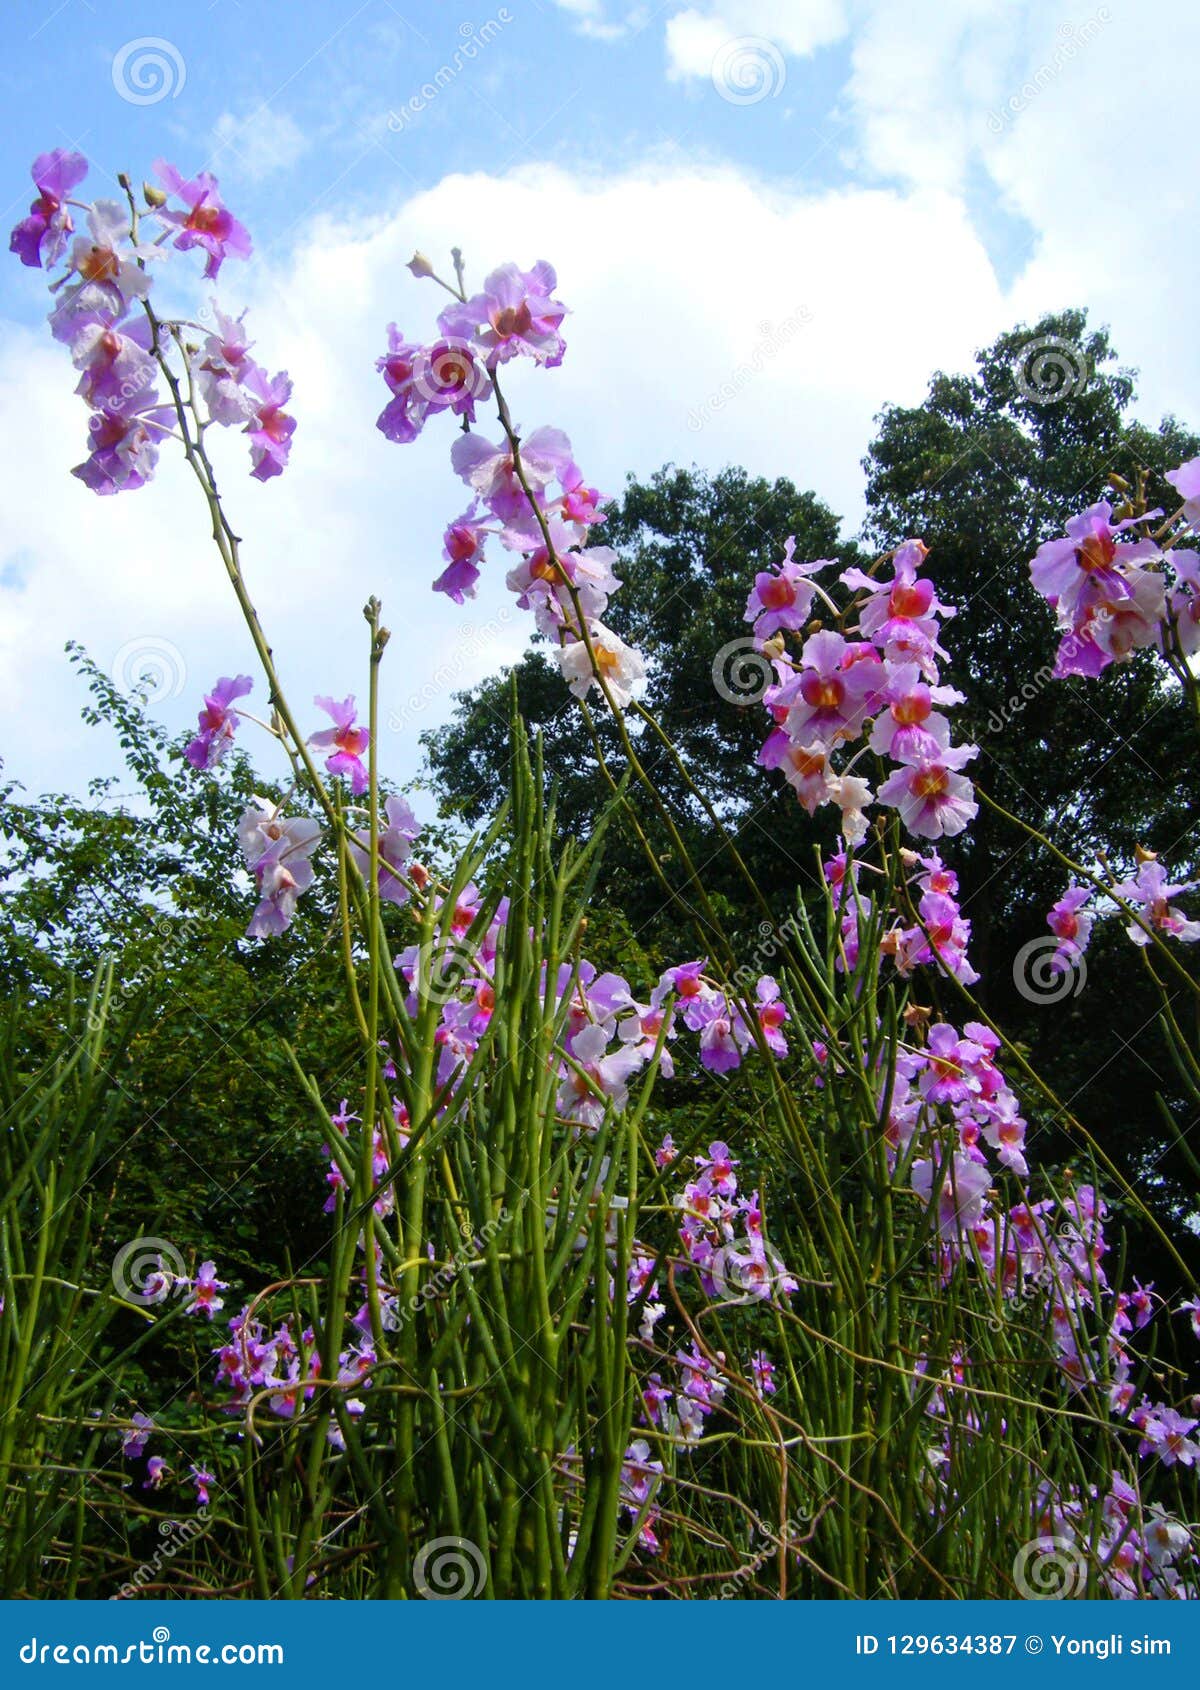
[210,106,311,182]
[0,159,1008,802]
[665,1,849,79]
[5,1,1193,806]
[549,1,649,42]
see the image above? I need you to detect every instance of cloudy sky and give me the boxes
[1,0,1192,801]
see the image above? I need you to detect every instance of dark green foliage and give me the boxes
[862,309,1200,1256]
[425,310,1200,1265]
[2,648,355,1281]
[424,466,858,954]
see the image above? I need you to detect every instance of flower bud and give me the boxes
[143,182,168,208]
[406,251,435,279]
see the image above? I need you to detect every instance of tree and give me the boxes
[424,466,859,952]
[425,311,1200,1249]
[1,649,358,1281]
[862,308,1200,1237]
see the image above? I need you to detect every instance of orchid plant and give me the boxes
[4,147,1199,1600]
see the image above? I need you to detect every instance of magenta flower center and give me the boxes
[912,766,949,801]
[491,300,533,339]
[893,690,930,725]
[760,575,796,610]
[79,244,119,283]
[889,579,934,618]
[800,673,844,711]
[1075,532,1116,572]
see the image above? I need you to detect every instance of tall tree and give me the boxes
[424,466,857,951]
[862,309,1200,1235]
[425,310,1200,1243]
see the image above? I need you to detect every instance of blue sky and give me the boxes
[1,0,1193,802]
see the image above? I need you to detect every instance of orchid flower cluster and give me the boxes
[214,1304,376,1446]
[750,538,975,845]
[1037,1472,1195,1600]
[119,1415,213,1508]
[176,886,798,1482]
[1042,849,1200,977]
[665,1136,796,1309]
[183,673,393,937]
[393,888,791,1093]
[10,150,294,492]
[375,254,646,709]
[897,1055,1200,1513]
[1028,483,1200,680]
